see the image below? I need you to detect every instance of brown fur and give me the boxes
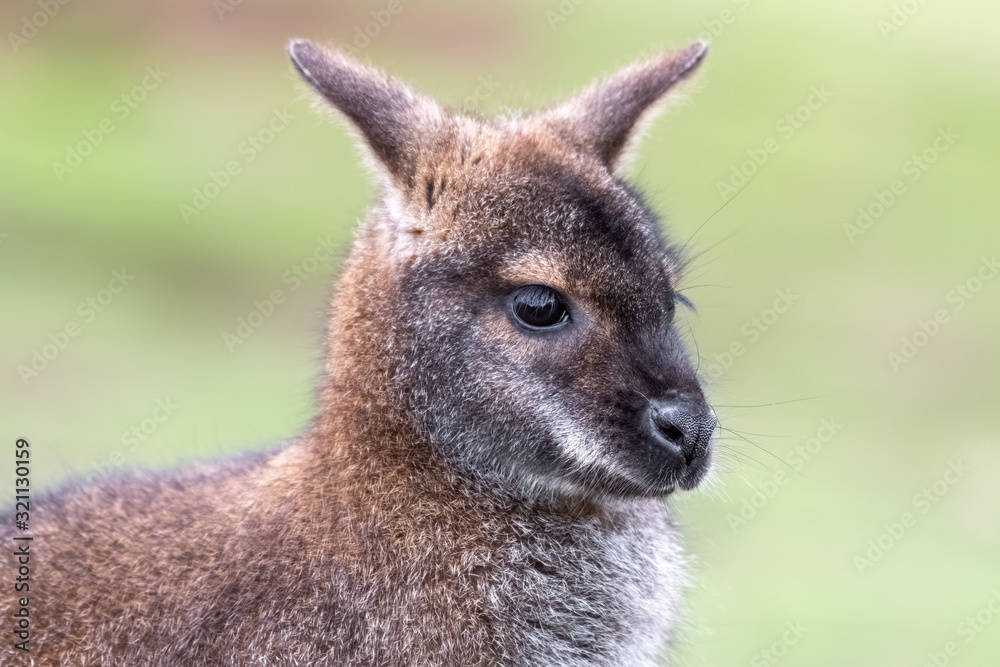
[2,39,712,666]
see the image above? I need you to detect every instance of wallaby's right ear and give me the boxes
[288,39,440,187]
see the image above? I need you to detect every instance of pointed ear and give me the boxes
[541,42,708,175]
[288,39,440,187]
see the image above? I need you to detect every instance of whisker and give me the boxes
[677,169,760,258]
[680,228,743,272]
[717,429,802,477]
[675,283,734,292]
[712,396,826,409]
[718,426,796,439]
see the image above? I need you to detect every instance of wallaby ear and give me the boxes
[541,42,708,175]
[288,39,440,187]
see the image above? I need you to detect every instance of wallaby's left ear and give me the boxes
[541,42,708,175]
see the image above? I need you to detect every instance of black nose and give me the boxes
[647,396,716,464]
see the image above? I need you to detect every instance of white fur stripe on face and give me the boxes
[529,390,630,480]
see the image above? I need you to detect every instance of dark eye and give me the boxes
[511,285,569,330]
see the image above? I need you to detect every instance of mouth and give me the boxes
[643,449,712,495]
[675,447,712,490]
[588,434,712,498]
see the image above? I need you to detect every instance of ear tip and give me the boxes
[287,38,308,58]
[667,40,709,79]
[287,39,348,89]
[287,38,319,67]
[685,39,710,64]
[288,39,366,83]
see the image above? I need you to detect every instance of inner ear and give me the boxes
[539,42,708,174]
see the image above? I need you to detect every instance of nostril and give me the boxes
[650,409,688,457]
[655,419,684,447]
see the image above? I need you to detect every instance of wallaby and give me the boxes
[2,39,715,666]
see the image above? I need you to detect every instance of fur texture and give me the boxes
[1,40,713,666]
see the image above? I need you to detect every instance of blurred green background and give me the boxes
[2,0,998,664]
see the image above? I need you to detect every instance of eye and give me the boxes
[510,285,569,330]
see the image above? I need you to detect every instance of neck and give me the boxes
[294,221,455,503]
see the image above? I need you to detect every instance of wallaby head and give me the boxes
[289,40,715,502]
